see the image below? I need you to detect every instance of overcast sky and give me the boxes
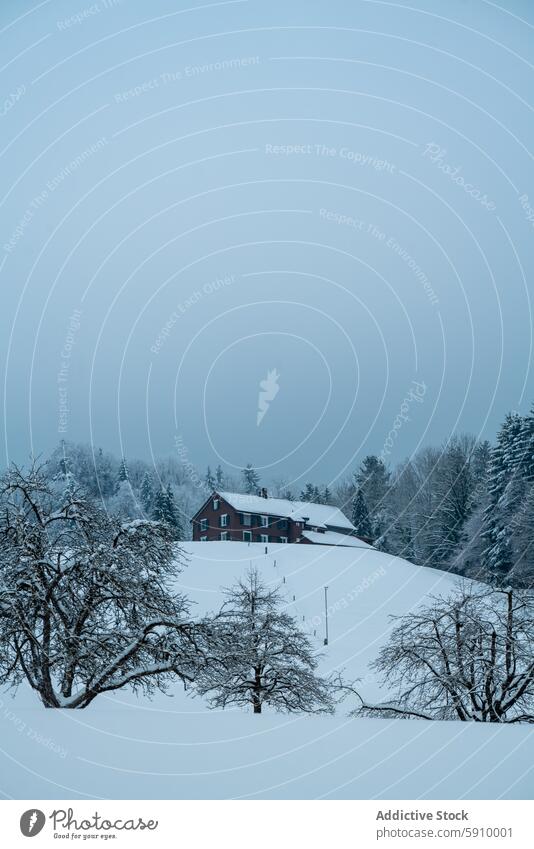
[1,0,533,489]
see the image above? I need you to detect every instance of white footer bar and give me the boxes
[2,799,530,847]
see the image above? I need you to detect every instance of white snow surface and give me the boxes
[1,542,532,800]
[217,491,355,530]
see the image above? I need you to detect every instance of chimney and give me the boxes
[261,487,268,499]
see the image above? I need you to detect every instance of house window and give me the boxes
[219,514,229,527]
[280,536,288,543]
[277,519,288,530]
[220,531,228,541]
[213,498,220,510]
[260,534,268,544]
[200,518,208,532]
[200,535,208,542]
[243,531,252,542]
[240,513,252,526]
[260,515,269,527]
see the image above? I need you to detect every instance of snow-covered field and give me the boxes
[1,542,532,799]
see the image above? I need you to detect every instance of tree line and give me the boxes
[46,403,534,590]
[236,406,534,589]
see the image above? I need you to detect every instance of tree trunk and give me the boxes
[252,664,263,713]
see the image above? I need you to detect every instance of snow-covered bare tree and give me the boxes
[354,584,534,723]
[197,569,334,714]
[0,463,204,709]
[108,480,143,520]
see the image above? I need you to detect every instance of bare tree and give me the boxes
[197,568,334,714]
[353,584,534,723]
[0,463,205,708]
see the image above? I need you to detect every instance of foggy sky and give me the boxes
[1,0,533,489]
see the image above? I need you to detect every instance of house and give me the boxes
[191,489,371,548]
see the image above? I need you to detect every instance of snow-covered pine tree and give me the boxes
[471,440,491,497]
[151,487,165,521]
[385,461,418,562]
[512,405,534,483]
[242,463,260,494]
[205,466,216,491]
[299,483,322,503]
[481,413,525,584]
[354,456,392,551]
[55,441,72,481]
[511,482,534,586]
[197,569,334,714]
[351,489,373,541]
[140,471,154,511]
[0,462,203,709]
[164,485,184,541]
[431,436,476,563]
[117,457,129,485]
[215,465,224,487]
[152,486,183,540]
[355,456,391,510]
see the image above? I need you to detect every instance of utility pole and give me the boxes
[324,585,329,645]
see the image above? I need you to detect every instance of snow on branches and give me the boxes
[196,568,335,714]
[352,583,534,723]
[0,462,204,708]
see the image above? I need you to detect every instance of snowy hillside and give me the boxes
[1,542,532,800]
[177,541,459,702]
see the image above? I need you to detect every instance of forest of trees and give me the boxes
[38,400,534,588]
[345,408,534,588]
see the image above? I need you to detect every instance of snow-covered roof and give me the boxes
[217,491,355,531]
[301,529,372,549]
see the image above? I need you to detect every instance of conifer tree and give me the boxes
[140,472,154,512]
[482,413,524,583]
[355,456,390,512]
[242,464,260,494]
[152,486,183,540]
[300,483,321,503]
[205,466,216,491]
[351,488,373,541]
[117,457,129,485]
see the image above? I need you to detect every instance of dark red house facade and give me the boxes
[191,490,366,548]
